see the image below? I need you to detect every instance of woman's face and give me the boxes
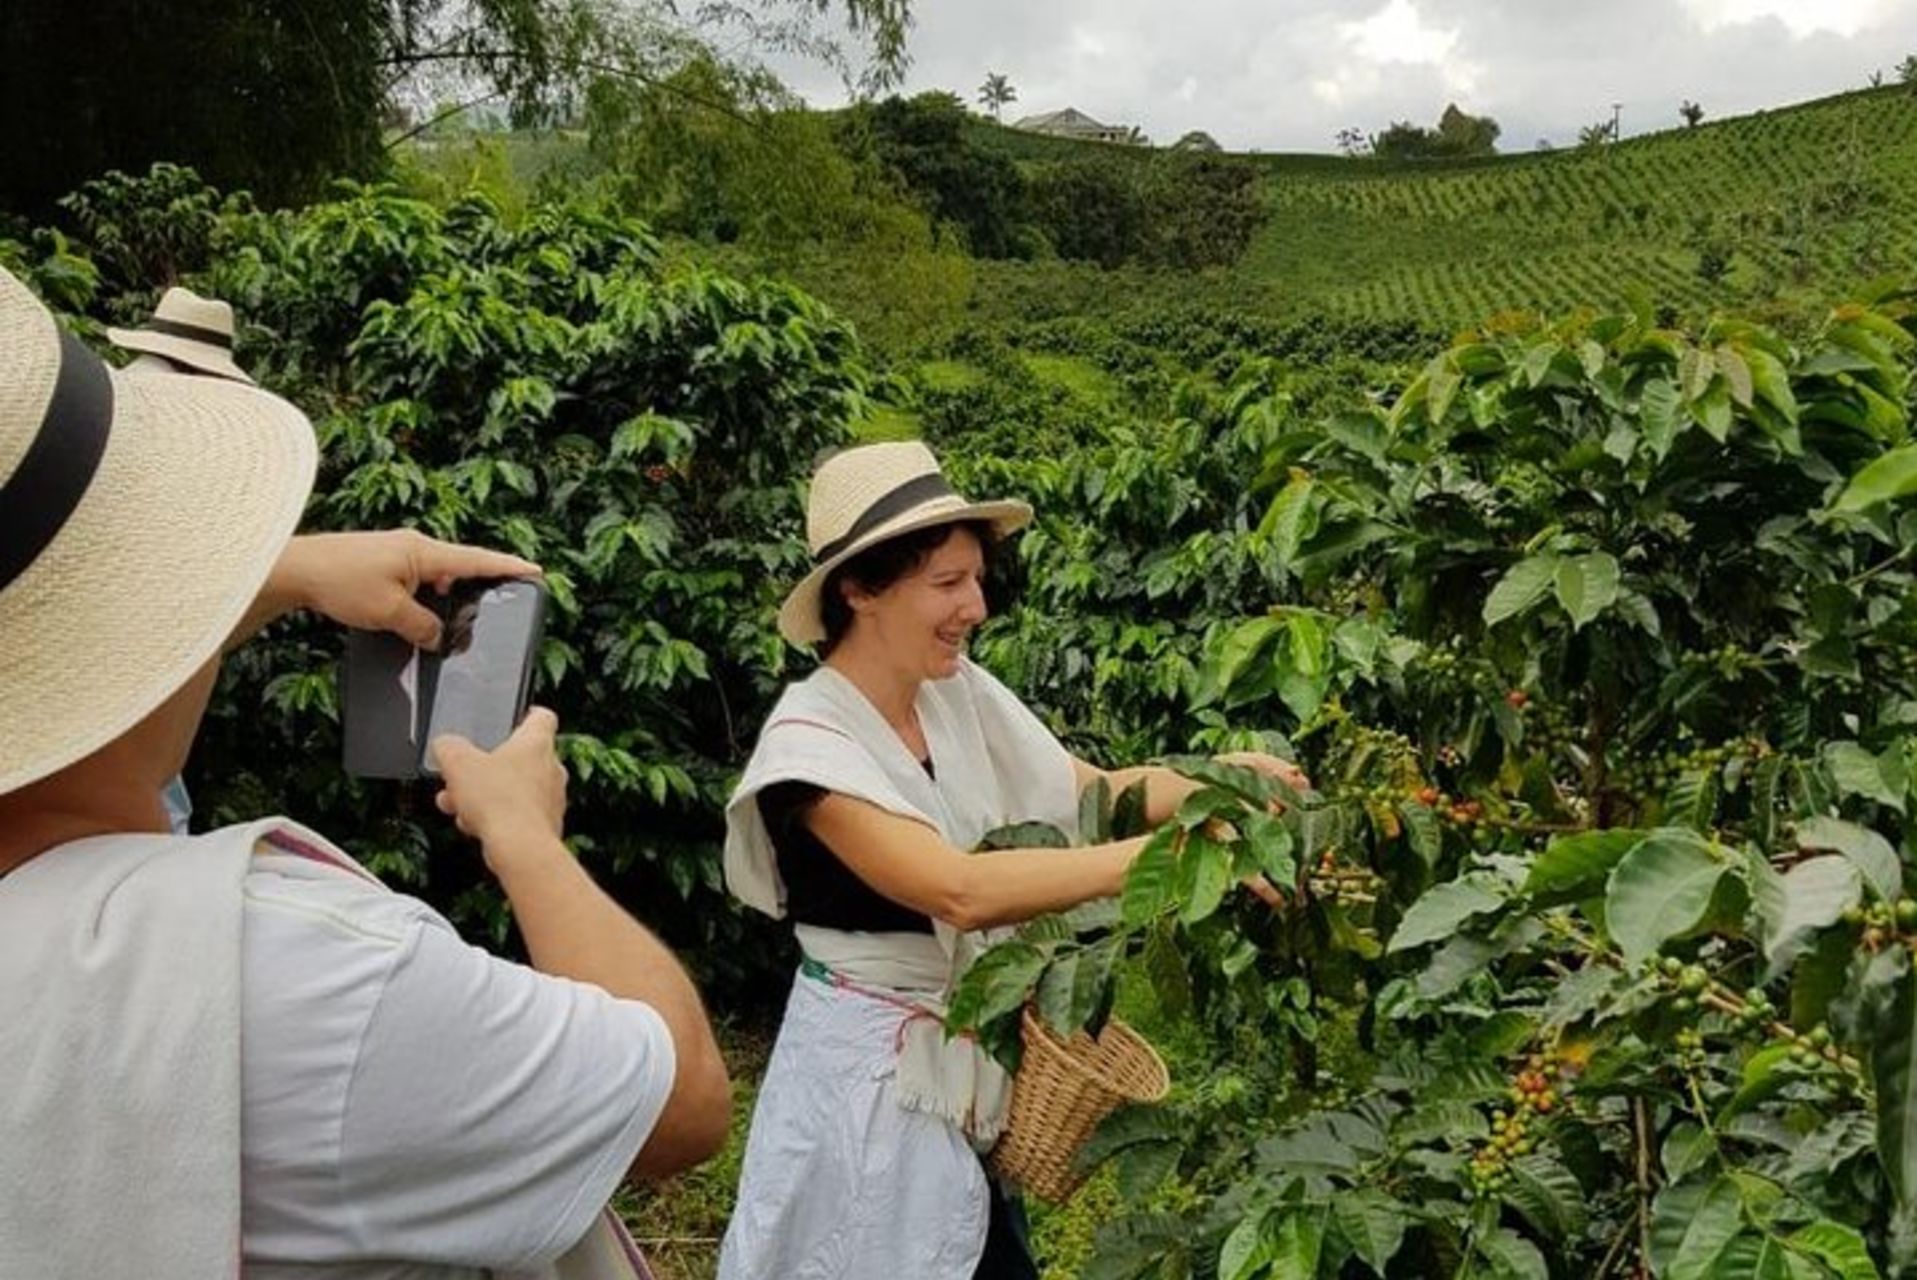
[848,526,989,681]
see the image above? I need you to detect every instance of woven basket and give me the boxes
[988,1009,1169,1204]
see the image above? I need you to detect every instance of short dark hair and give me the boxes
[818,519,996,657]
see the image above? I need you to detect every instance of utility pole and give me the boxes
[1611,101,1622,142]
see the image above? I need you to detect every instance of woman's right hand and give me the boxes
[1195,818,1286,911]
[432,708,569,870]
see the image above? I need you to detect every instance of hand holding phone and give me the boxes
[342,578,549,779]
[432,707,570,862]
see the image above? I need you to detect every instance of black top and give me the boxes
[759,758,938,935]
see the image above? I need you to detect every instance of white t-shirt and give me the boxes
[238,847,677,1279]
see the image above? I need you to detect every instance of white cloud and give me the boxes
[1313,0,1481,107]
[1343,0,1459,64]
[1679,0,1900,38]
[759,0,1917,152]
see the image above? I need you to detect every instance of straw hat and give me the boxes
[106,286,255,385]
[777,441,1032,647]
[0,267,316,794]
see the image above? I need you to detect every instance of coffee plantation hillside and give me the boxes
[1235,86,1917,328]
[432,81,1917,458]
[957,84,1917,330]
[947,294,1917,1279]
[452,83,1917,342]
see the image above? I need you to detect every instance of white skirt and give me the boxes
[718,969,990,1280]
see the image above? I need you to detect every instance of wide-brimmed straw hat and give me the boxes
[0,266,316,794]
[777,441,1032,647]
[106,286,255,385]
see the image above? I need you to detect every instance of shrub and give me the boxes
[31,167,876,999]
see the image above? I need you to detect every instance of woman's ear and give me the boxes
[838,575,875,615]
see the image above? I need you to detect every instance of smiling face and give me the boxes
[841,524,990,681]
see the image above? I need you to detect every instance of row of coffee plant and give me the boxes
[952,296,1917,1278]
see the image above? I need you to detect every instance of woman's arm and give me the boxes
[1071,751,1312,827]
[1070,757,1202,826]
[803,793,1150,932]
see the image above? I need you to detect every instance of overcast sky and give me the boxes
[765,0,1917,152]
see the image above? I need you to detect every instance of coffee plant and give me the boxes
[12,167,874,996]
[954,298,1917,1279]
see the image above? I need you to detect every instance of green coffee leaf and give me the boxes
[1387,875,1507,952]
[1484,555,1559,627]
[1554,552,1619,630]
[1606,828,1729,967]
[1798,815,1903,902]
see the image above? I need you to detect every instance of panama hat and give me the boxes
[0,266,316,794]
[777,441,1032,647]
[106,286,255,385]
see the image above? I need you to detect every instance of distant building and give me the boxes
[1012,107,1140,144]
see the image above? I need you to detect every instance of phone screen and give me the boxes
[421,580,547,774]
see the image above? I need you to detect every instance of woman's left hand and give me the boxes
[1214,749,1311,794]
[240,530,541,649]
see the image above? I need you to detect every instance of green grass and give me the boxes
[1021,353,1119,401]
[850,403,922,441]
[917,358,986,391]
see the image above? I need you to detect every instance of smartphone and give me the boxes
[341,578,549,779]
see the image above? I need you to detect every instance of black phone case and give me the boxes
[340,579,547,779]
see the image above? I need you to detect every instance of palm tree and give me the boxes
[978,73,1016,122]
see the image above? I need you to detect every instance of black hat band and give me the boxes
[813,472,959,565]
[139,317,234,351]
[0,330,113,593]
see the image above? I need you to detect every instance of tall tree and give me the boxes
[1370,105,1499,161]
[977,71,1016,121]
[1680,99,1705,128]
[0,0,914,217]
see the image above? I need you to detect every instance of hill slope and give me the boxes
[435,85,1917,338]
[983,86,1917,327]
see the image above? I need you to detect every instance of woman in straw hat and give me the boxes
[718,441,1304,1279]
[0,264,730,1280]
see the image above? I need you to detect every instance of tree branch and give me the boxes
[378,46,766,131]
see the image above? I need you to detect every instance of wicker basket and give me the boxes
[987,1009,1170,1204]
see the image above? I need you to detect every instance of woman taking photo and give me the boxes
[719,441,1303,1279]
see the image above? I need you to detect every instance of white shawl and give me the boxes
[723,658,1079,1143]
[0,819,265,1280]
[0,818,653,1280]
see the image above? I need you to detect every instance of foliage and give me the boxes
[841,91,1041,260]
[16,166,874,1000]
[832,93,1268,272]
[578,54,949,259]
[1026,153,1267,271]
[0,0,914,217]
[952,298,1917,1278]
[1371,105,1503,161]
